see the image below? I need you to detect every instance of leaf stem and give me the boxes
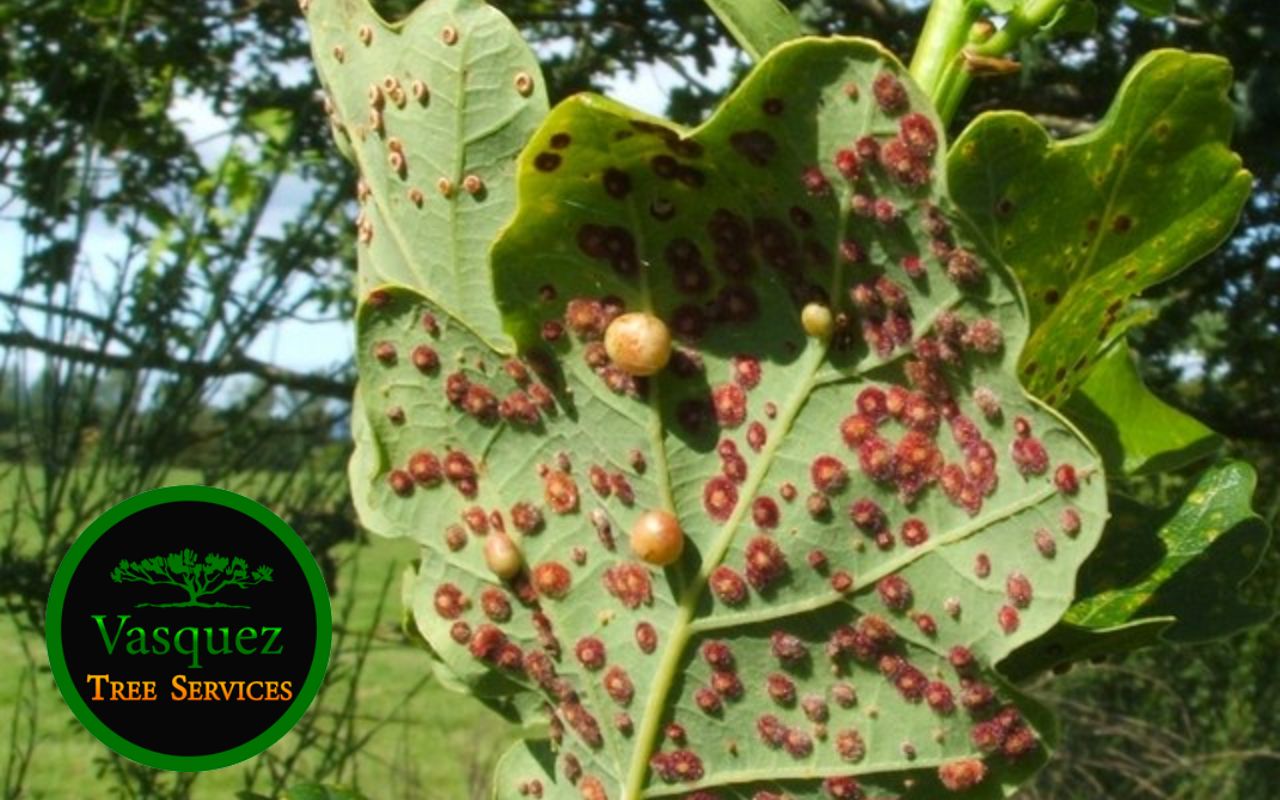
[975,0,1073,58]
[910,0,1072,126]
[908,0,981,123]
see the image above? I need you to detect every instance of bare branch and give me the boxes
[0,330,353,400]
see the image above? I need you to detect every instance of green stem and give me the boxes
[909,0,980,122]
[911,0,1073,126]
[975,0,1072,57]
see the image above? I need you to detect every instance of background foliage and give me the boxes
[1,0,1276,797]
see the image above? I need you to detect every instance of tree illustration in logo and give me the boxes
[110,549,273,608]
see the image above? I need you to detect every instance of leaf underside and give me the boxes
[343,24,1108,798]
[703,0,806,62]
[948,47,1267,674]
[307,0,549,348]
[948,49,1252,407]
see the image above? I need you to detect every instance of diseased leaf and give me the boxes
[494,739,560,800]
[1004,461,1273,680]
[306,0,549,348]
[349,38,1107,798]
[703,0,805,61]
[948,49,1252,406]
[496,685,1054,800]
[945,48,1264,684]
[1062,343,1220,477]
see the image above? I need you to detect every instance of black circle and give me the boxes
[59,500,318,756]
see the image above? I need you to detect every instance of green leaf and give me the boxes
[948,49,1252,406]
[222,147,260,216]
[246,107,295,147]
[1125,0,1174,16]
[703,0,805,61]
[351,38,1108,798]
[1042,0,1098,36]
[306,0,549,349]
[1062,342,1220,476]
[1069,461,1271,640]
[1004,461,1273,680]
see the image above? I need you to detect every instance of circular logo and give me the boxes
[45,486,332,770]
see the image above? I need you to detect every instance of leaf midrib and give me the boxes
[643,754,954,798]
[626,341,831,799]
[622,73,871,795]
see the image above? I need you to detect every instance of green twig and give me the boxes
[910,0,1072,125]
[909,0,980,120]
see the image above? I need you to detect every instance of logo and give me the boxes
[111,550,274,608]
[46,486,332,771]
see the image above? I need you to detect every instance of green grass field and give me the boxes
[0,465,516,799]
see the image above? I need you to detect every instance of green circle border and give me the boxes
[45,485,333,772]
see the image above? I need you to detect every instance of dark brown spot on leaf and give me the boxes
[676,165,706,188]
[669,139,704,159]
[651,154,679,179]
[789,206,814,229]
[603,167,632,198]
[730,130,778,167]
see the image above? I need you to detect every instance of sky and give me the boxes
[0,42,741,386]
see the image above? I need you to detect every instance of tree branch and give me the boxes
[0,330,353,400]
[114,563,188,593]
[194,567,214,597]
[112,566,156,585]
[0,291,143,350]
[206,573,270,598]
